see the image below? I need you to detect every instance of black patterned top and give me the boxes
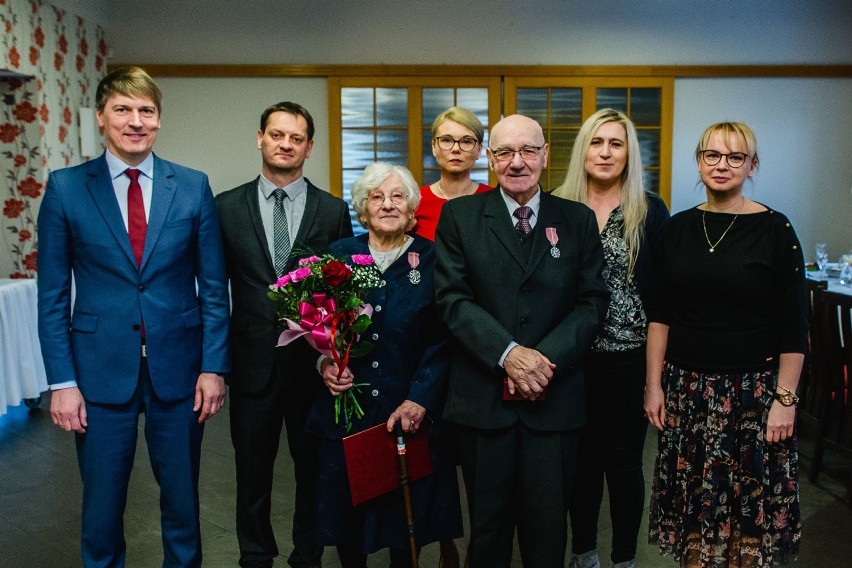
[593,207,647,352]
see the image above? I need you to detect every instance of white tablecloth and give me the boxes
[0,279,48,415]
[806,271,852,297]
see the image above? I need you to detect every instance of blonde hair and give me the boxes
[431,106,485,143]
[96,66,162,113]
[553,108,648,274]
[695,122,759,168]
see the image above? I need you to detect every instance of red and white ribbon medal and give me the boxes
[408,251,421,284]
[546,227,560,258]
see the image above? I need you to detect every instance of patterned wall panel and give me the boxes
[0,0,105,278]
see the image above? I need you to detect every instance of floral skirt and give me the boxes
[648,363,800,567]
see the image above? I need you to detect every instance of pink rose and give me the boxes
[350,254,374,266]
[298,255,321,266]
[288,267,312,283]
[274,274,292,288]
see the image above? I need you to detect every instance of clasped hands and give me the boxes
[504,345,555,400]
[320,359,425,433]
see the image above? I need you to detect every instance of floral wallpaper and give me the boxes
[1,0,105,278]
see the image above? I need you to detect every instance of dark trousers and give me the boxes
[230,362,322,568]
[455,423,579,568]
[76,356,203,568]
[569,347,648,564]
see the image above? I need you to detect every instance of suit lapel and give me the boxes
[141,156,178,271]
[485,189,527,269]
[522,192,563,282]
[293,180,320,255]
[243,177,276,274]
[85,156,138,269]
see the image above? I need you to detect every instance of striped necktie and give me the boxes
[273,188,291,275]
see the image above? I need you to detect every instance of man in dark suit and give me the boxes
[216,102,353,568]
[435,114,609,568]
[37,67,230,567]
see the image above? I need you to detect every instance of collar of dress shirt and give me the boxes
[258,174,307,201]
[104,149,154,181]
[499,184,542,227]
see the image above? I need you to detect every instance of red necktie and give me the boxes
[126,168,147,267]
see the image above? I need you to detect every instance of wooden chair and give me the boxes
[808,288,852,484]
[799,278,828,418]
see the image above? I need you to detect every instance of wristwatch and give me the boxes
[773,386,799,407]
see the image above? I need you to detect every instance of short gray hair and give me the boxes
[350,162,421,230]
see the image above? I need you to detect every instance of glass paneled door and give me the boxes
[330,77,500,231]
[505,77,673,202]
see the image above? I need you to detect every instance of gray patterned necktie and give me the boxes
[273,188,291,275]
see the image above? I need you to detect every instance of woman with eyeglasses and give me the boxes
[412,107,493,241]
[644,122,806,567]
[412,106,492,567]
[308,162,463,568]
[553,108,669,568]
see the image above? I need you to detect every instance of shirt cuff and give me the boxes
[50,380,78,391]
[316,355,329,375]
[498,341,519,368]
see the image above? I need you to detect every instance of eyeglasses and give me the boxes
[367,191,407,207]
[699,150,750,168]
[489,145,545,163]
[433,135,480,152]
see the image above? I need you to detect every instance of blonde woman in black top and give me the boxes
[644,122,806,567]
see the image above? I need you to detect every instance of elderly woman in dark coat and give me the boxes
[306,162,463,568]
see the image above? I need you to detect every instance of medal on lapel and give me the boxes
[407,251,421,284]
[546,227,560,258]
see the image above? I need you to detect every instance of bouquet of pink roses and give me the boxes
[269,253,381,431]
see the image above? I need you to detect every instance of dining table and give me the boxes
[0,278,48,415]
[806,268,852,297]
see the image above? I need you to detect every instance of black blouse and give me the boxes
[646,206,808,372]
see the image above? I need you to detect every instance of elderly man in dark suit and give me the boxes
[38,66,230,567]
[216,102,353,568]
[435,114,609,568]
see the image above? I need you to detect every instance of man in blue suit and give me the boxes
[37,67,230,568]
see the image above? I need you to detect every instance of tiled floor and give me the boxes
[1,393,850,567]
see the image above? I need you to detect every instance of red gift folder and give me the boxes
[342,423,432,506]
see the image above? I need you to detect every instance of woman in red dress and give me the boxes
[412,106,492,241]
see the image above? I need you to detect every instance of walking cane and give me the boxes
[393,422,419,568]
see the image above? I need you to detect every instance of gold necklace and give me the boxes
[702,199,744,253]
[435,181,477,200]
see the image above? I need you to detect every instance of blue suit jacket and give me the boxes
[305,234,449,440]
[37,153,231,404]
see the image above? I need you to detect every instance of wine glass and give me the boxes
[815,243,829,278]
[839,251,852,286]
